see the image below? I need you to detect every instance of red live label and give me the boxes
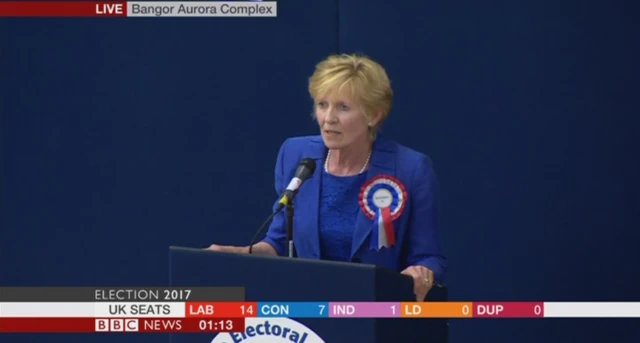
[0,2,127,17]
[473,302,544,318]
[95,2,125,16]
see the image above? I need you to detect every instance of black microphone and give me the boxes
[274,158,316,212]
[248,158,316,255]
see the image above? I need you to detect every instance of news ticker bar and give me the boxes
[0,1,277,17]
[2,302,640,319]
[0,287,243,301]
[0,318,245,333]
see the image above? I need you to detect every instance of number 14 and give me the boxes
[241,305,254,315]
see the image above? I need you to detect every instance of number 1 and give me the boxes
[391,305,395,314]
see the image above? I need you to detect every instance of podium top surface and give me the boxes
[169,246,409,301]
[168,246,446,302]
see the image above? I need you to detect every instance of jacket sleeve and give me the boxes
[405,155,447,284]
[261,138,289,256]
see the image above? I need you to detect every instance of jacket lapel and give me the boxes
[351,135,396,257]
[298,136,326,258]
[298,135,397,259]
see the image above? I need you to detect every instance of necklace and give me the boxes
[324,149,371,174]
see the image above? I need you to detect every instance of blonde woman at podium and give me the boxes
[208,54,446,301]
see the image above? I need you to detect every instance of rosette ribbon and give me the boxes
[358,175,407,250]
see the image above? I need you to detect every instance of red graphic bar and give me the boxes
[473,302,544,318]
[0,318,245,333]
[137,318,244,332]
[0,318,95,332]
[0,2,127,17]
[185,302,258,318]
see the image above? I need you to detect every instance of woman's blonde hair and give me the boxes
[308,53,393,140]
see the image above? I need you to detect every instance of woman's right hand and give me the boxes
[205,242,277,256]
[206,244,249,254]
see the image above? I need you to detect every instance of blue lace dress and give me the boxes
[318,170,368,261]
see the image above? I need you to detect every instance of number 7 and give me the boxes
[319,305,325,314]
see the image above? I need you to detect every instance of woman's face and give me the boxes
[315,90,370,150]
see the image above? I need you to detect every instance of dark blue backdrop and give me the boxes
[1,0,639,342]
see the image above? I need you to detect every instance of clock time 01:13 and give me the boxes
[198,318,244,332]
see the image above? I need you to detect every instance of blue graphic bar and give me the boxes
[256,302,330,318]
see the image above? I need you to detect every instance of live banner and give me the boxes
[0,1,277,18]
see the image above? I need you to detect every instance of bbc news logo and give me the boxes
[95,319,139,332]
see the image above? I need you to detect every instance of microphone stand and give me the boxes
[285,202,295,258]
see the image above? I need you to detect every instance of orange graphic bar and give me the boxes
[401,302,473,318]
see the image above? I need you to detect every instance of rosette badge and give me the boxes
[359,175,407,250]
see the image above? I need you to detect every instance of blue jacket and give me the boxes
[262,135,447,284]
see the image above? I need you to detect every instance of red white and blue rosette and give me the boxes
[359,174,407,250]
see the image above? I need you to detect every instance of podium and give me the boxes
[169,246,448,343]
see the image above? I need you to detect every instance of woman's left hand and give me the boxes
[401,265,434,301]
